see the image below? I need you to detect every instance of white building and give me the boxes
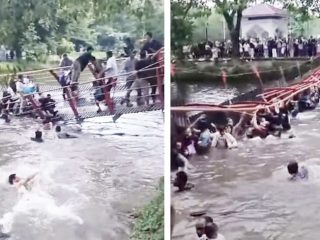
[241,4,289,40]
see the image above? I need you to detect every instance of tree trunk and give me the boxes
[13,40,22,59]
[223,9,243,58]
[232,10,243,58]
[15,48,22,59]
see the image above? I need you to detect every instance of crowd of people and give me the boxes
[185,36,319,61]
[56,32,163,115]
[0,32,163,123]
[0,74,59,124]
[171,83,319,239]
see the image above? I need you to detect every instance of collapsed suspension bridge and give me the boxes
[1,48,164,122]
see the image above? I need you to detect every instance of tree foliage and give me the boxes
[0,0,163,61]
[171,0,320,58]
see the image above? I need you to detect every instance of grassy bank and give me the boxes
[130,177,164,240]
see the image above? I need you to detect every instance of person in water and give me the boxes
[31,130,43,142]
[171,147,192,173]
[55,126,78,139]
[173,171,194,192]
[8,173,38,191]
[211,126,238,149]
[287,161,308,180]
[204,222,226,240]
[0,109,10,123]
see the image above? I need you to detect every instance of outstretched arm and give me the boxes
[24,172,38,185]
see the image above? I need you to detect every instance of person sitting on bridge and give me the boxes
[141,32,163,54]
[287,161,308,181]
[211,125,238,149]
[39,94,58,117]
[70,46,96,99]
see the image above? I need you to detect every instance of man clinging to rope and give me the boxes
[70,46,96,99]
[97,50,118,113]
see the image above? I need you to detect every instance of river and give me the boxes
[0,111,163,239]
[171,83,320,240]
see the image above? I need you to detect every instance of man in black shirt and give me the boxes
[70,46,96,85]
[141,32,163,54]
[135,50,158,105]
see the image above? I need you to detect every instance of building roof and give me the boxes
[243,4,288,18]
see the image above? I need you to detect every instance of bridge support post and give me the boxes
[155,49,164,109]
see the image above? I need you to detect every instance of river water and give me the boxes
[0,112,163,239]
[172,83,320,240]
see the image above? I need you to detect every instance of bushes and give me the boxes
[56,38,75,56]
[130,177,164,240]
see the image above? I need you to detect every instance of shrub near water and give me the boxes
[130,178,164,240]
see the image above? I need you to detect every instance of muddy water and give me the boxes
[0,112,163,239]
[172,86,320,240]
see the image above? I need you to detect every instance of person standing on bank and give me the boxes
[70,46,97,101]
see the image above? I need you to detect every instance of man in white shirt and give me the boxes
[105,50,118,79]
[100,50,118,113]
[15,75,26,114]
[211,126,238,149]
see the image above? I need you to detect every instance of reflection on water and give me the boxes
[0,112,163,239]
[172,106,320,240]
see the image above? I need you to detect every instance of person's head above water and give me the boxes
[204,216,214,224]
[31,130,43,142]
[55,126,61,133]
[204,222,219,239]
[8,174,19,185]
[195,222,205,237]
[173,171,188,191]
[217,125,226,134]
[287,161,299,175]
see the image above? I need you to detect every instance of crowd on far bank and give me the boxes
[184,36,319,61]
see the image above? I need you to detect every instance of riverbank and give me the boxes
[172,57,320,87]
[131,178,164,240]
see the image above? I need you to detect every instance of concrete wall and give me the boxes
[241,17,289,39]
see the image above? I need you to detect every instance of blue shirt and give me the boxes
[198,129,212,148]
